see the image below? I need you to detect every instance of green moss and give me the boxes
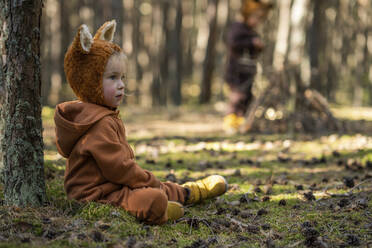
[33,226,44,236]
[2,111,372,247]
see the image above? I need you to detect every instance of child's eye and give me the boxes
[121,75,126,81]
[110,75,116,80]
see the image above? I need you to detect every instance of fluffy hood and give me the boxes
[54,100,119,158]
[64,20,122,105]
[241,0,273,19]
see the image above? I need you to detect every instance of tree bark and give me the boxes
[287,0,310,131]
[160,0,170,106]
[151,1,164,106]
[40,5,52,106]
[0,2,7,177]
[132,0,142,104]
[309,0,327,94]
[170,0,183,106]
[183,0,197,80]
[111,0,123,45]
[200,0,220,104]
[93,0,110,31]
[58,0,70,103]
[1,0,46,207]
[272,0,292,72]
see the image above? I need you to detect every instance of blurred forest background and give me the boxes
[41,0,372,110]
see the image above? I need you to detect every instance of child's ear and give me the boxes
[94,20,116,42]
[79,24,93,53]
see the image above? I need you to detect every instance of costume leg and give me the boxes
[120,187,168,225]
[119,183,187,224]
[229,90,247,116]
[240,82,253,115]
[224,84,247,132]
[227,85,246,116]
[160,182,188,204]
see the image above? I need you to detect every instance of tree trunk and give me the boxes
[160,0,170,106]
[1,0,46,207]
[111,0,123,45]
[309,0,327,94]
[58,0,70,104]
[272,0,292,72]
[132,0,142,104]
[170,0,183,106]
[183,0,197,80]
[0,2,7,177]
[200,0,220,104]
[151,1,164,106]
[93,0,110,31]
[287,0,310,131]
[58,0,83,104]
[40,5,52,106]
[326,1,342,103]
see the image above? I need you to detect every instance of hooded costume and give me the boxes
[55,21,187,224]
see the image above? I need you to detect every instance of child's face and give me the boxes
[245,9,266,28]
[102,54,126,108]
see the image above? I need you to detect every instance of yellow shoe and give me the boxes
[235,116,245,128]
[167,201,184,221]
[223,114,244,134]
[183,175,228,204]
[223,114,237,130]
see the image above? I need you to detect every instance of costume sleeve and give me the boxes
[228,32,257,51]
[82,117,161,189]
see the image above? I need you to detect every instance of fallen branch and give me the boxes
[226,215,260,233]
[304,89,341,131]
[325,178,372,198]
[346,178,372,195]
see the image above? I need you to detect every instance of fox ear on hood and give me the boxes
[73,24,93,53]
[94,20,116,42]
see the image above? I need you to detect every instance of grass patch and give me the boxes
[1,108,372,247]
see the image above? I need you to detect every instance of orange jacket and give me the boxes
[54,101,160,204]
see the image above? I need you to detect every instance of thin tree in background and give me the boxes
[160,0,171,106]
[58,0,72,103]
[0,0,46,206]
[0,10,4,175]
[287,0,310,107]
[40,3,52,106]
[151,0,164,106]
[170,0,183,106]
[132,0,143,104]
[309,0,327,95]
[37,0,372,109]
[200,0,220,104]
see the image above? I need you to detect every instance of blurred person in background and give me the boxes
[224,0,273,133]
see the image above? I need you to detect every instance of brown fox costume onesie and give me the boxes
[55,20,228,224]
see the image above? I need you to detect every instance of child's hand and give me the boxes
[252,37,264,50]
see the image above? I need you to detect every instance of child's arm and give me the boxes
[229,33,265,53]
[82,117,161,189]
[228,35,255,51]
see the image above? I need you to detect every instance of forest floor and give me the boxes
[1,105,372,248]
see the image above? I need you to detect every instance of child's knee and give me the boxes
[130,188,167,224]
[147,188,168,217]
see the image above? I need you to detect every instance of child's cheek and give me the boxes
[109,89,116,99]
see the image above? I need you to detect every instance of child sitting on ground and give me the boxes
[224,0,273,133]
[54,20,228,224]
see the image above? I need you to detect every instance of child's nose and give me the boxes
[118,80,124,89]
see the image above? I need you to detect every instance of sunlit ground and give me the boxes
[331,106,372,121]
[1,105,371,247]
